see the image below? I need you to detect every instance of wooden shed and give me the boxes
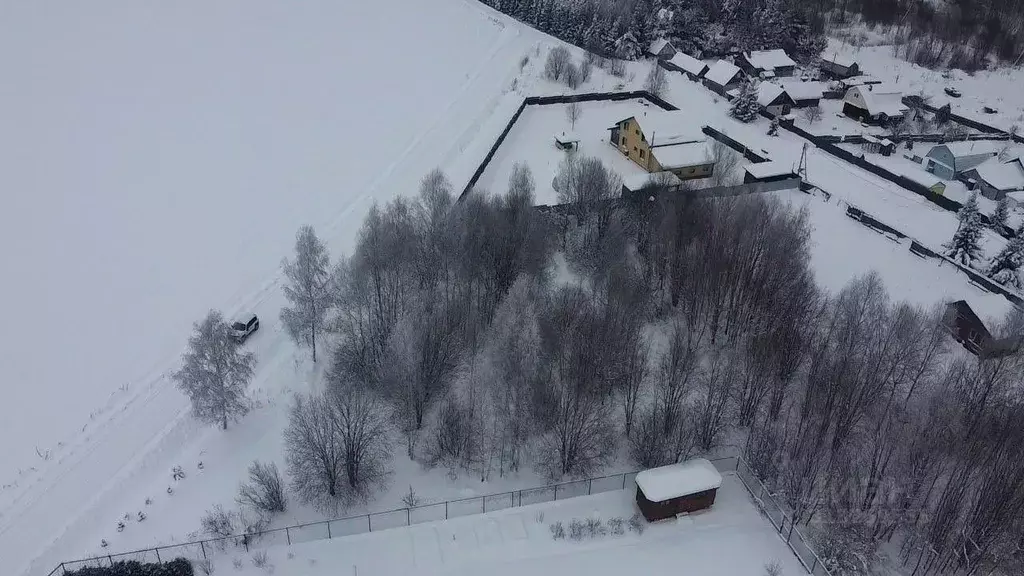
[634,458,723,522]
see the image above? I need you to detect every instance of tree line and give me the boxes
[174,152,1024,573]
[479,0,827,63]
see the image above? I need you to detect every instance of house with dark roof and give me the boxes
[779,80,825,108]
[943,300,1022,357]
[728,82,795,116]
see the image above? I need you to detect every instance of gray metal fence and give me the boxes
[49,455,827,576]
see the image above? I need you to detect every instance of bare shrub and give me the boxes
[564,62,582,89]
[201,505,236,538]
[232,558,243,571]
[584,517,606,537]
[802,106,823,124]
[568,518,586,540]
[195,559,214,575]
[545,46,572,81]
[565,101,582,129]
[628,512,646,534]
[608,59,626,77]
[237,461,286,514]
[579,58,593,83]
[401,485,421,507]
[251,550,270,570]
[519,55,529,70]
[763,559,782,576]
[550,521,566,539]
[607,517,625,535]
[643,61,667,98]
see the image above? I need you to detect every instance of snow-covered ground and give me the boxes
[0,1,613,574]
[196,474,808,576]
[772,189,1013,323]
[825,38,1024,132]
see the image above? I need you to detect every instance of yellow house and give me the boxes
[609,111,716,180]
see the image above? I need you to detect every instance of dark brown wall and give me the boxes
[636,487,718,521]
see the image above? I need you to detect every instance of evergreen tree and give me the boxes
[988,235,1024,289]
[945,192,985,266]
[730,80,760,123]
[630,0,654,49]
[993,196,1010,229]
[615,31,643,60]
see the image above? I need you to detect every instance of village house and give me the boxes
[703,60,744,95]
[962,151,1024,202]
[779,80,825,108]
[737,49,796,78]
[646,38,677,60]
[664,52,708,80]
[820,54,860,79]
[608,110,716,181]
[743,161,796,183]
[728,82,795,116]
[860,134,896,156]
[635,459,722,522]
[842,84,909,125]
[942,300,1021,357]
[924,141,1003,180]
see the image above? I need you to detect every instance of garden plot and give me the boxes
[770,189,1013,323]
[204,475,808,576]
[796,98,894,138]
[474,99,747,205]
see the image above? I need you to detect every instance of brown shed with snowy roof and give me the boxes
[634,458,723,521]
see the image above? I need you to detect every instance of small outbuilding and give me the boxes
[665,52,709,80]
[820,53,860,79]
[744,161,797,183]
[738,49,797,78]
[703,60,744,96]
[634,458,723,522]
[647,39,677,60]
[554,132,580,151]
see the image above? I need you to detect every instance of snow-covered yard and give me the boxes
[189,474,809,576]
[771,189,1013,323]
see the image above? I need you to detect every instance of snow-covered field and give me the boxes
[0,1,588,574]
[199,474,807,576]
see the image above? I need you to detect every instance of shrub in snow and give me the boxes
[730,81,760,123]
[992,197,1009,229]
[568,518,586,541]
[579,58,593,83]
[519,55,529,70]
[802,106,822,124]
[232,558,244,571]
[628,513,646,534]
[401,485,421,508]
[607,517,625,535]
[65,559,194,576]
[564,62,582,89]
[763,559,782,576]
[201,505,237,538]
[251,550,270,570]
[643,61,667,98]
[194,559,214,576]
[544,46,572,81]
[237,461,286,514]
[550,521,566,540]
[584,517,606,537]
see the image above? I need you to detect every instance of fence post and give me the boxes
[810,557,818,574]
[328,521,332,539]
[61,563,67,575]
[407,508,411,526]
[621,474,626,490]
[587,480,592,495]
[445,501,449,519]
[554,484,558,500]
[510,492,514,509]
[201,541,207,560]
[286,527,291,545]
[367,514,372,532]
[155,548,161,564]
[108,555,114,567]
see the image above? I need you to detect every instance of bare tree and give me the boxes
[284,388,393,513]
[552,155,621,218]
[643,61,668,98]
[564,62,582,89]
[693,347,737,450]
[236,461,286,514]
[173,310,255,430]
[544,46,572,81]
[802,106,823,124]
[281,226,332,362]
[565,101,582,130]
[284,391,346,513]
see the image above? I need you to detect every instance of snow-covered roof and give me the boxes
[900,168,944,189]
[845,84,908,117]
[705,60,741,86]
[667,52,707,76]
[779,80,825,101]
[744,161,795,179]
[622,171,682,191]
[648,39,673,55]
[652,141,711,169]
[974,157,1024,191]
[555,132,579,143]
[635,458,723,502]
[757,82,788,107]
[822,53,856,68]
[744,49,796,71]
[631,110,707,146]
[941,140,1004,159]
[841,75,881,87]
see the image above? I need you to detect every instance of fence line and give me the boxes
[49,454,832,576]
